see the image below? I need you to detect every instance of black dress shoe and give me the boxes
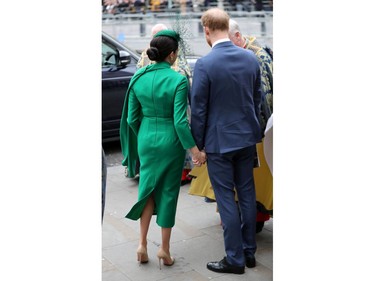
[207,257,244,274]
[246,256,256,268]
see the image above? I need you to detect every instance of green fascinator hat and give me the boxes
[154,30,180,42]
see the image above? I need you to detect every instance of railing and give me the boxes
[102,10,272,37]
[102,0,273,17]
[102,4,273,55]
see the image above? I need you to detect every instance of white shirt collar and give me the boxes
[212,38,230,48]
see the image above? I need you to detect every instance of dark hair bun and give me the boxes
[147,47,159,61]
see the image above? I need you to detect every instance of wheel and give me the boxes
[256,221,265,233]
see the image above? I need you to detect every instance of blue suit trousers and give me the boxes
[206,145,257,267]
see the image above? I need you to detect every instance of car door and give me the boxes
[102,37,138,141]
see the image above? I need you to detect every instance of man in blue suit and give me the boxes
[190,8,263,275]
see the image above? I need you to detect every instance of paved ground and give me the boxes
[102,165,273,281]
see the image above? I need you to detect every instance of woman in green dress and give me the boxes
[120,30,205,269]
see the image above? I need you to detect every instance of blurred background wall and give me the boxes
[102,0,273,55]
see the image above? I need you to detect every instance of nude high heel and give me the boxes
[137,245,148,264]
[156,248,175,270]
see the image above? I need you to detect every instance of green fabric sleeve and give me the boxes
[173,76,196,150]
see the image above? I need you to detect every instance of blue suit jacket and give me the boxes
[190,41,262,153]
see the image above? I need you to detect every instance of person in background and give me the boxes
[253,0,263,11]
[227,18,273,219]
[120,30,206,269]
[190,8,262,275]
[228,18,272,129]
[150,0,161,11]
[103,0,118,14]
[132,0,145,13]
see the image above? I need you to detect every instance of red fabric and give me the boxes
[256,212,270,222]
[181,169,191,182]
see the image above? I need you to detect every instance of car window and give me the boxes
[102,41,117,67]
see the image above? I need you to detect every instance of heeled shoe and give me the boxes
[156,248,175,269]
[137,245,148,264]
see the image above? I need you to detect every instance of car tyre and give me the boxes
[256,221,265,233]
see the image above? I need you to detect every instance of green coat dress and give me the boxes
[120,61,196,228]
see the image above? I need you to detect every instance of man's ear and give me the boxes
[204,26,209,36]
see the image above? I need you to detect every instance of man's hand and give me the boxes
[192,150,207,166]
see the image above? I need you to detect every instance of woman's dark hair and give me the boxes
[146,36,178,62]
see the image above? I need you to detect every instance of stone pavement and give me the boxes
[102,165,273,281]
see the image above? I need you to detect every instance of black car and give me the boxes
[102,32,140,142]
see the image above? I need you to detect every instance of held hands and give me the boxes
[192,150,207,166]
[190,146,207,166]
